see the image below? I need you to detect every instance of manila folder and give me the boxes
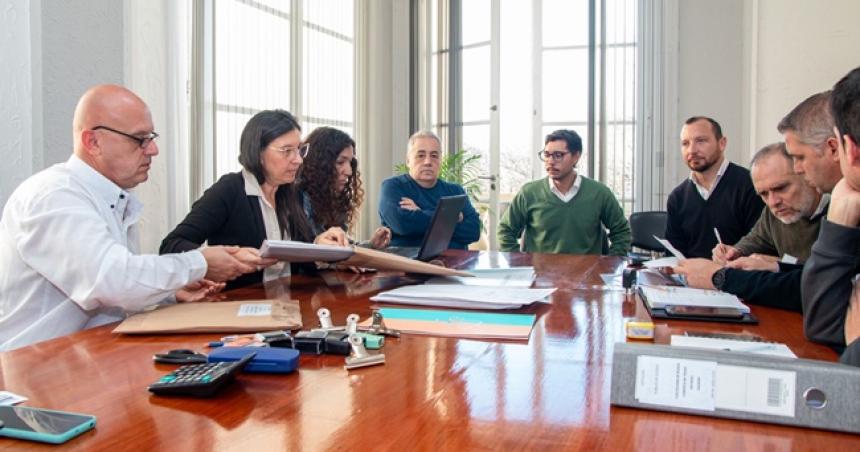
[113,300,302,334]
[342,246,472,277]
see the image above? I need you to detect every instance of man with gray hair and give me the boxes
[378,130,480,249]
[675,142,826,311]
[712,142,826,269]
[779,90,842,194]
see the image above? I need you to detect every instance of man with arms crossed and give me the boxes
[498,129,630,255]
[378,130,481,250]
[0,85,265,351]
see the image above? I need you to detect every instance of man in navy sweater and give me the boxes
[378,131,480,249]
[665,117,764,258]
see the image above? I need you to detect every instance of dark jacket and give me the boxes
[721,264,803,312]
[160,172,312,290]
[800,219,860,347]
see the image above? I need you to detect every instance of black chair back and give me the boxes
[629,211,668,253]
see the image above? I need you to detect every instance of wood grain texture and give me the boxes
[1,251,857,451]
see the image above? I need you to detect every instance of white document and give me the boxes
[427,267,535,288]
[0,391,27,406]
[237,304,272,317]
[781,254,798,265]
[259,239,354,262]
[642,256,679,269]
[670,335,797,359]
[370,284,555,310]
[714,365,797,418]
[639,285,750,313]
[653,235,686,260]
[635,356,716,411]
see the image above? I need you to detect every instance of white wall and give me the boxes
[750,0,860,150]
[0,0,34,206]
[0,0,124,210]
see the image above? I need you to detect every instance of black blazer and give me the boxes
[160,172,311,290]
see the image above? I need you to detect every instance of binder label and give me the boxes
[237,304,272,317]
[634,356,716,411]
[715,365,797,417]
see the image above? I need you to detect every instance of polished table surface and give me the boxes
[1,251,858,451]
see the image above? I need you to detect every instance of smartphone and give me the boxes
[664,305,744,319]
[0,406,95,444]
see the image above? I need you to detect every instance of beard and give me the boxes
[775,188,818,225]
[686,155,719,172]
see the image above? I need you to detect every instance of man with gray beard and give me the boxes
[712,142,827,271]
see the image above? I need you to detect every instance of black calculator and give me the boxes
[148,352,256,397]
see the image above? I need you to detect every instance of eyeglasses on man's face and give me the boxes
[538,150,570,162]
[268,143,309,160]
[91,125,159,149]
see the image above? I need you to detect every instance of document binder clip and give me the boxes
[360,311,401,338]
[315,308,346,332]
[345,313,360,334]
[344,334,385,370]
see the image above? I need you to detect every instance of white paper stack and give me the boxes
[670,335,797,359]
[426,267,535,288]
[259,240,353,262]
[370,284,555,310]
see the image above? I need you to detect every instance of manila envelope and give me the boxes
[113,299,302,334]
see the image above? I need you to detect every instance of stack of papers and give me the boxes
[670,335,797,359]
[426,267,535,288]
[370,284,555,310]
[639,286,751,312]
[370,307,536,340]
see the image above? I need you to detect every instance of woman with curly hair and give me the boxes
[300,127,390,249]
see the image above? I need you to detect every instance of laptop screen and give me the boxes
[416,194,468,261]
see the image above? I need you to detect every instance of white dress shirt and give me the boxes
[0,155,207,351]
[242,170,290,281]
[548,173,583,203]
[689,157,730,200]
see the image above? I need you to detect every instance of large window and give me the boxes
[201,0,355,181]
[415,0,638,250]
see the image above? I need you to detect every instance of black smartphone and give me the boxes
[664,305,744,319]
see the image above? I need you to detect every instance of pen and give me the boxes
[713,227,723,245]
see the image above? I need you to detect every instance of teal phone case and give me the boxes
[0,408,95,444]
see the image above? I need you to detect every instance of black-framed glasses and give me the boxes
[538,150,570,162]
[268,143,310,159]
[92,125,159,148]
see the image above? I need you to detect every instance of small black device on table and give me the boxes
[148,352,255,397]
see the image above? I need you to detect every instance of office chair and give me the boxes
[629,211,668,253]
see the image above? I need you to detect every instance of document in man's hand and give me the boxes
[259,240,472,277]
[370,284,555,310]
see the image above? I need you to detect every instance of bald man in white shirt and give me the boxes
[0,85,269,350]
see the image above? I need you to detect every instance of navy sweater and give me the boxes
[378,174,480,249]
[665,163,764,258]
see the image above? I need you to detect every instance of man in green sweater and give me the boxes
[498,129,631,255]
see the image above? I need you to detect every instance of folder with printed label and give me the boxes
[610,343,860,433]
[113,300,302,334]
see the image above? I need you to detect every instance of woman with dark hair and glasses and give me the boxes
[160,109,346,289]
[299,127,391,249]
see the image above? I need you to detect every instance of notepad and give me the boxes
[638,285,750,313]
[371,307,536,340]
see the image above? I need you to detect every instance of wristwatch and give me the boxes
[711,267,728,291]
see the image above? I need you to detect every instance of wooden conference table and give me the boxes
[1,251,858,451]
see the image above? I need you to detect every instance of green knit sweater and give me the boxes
[498,176,631,255]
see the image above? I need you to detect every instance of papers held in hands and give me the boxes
[370,284,555,310]
[259,239,471,277]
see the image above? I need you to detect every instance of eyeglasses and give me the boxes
[538,150,570,162]
[92,125,159,148]
[268,143,309,159]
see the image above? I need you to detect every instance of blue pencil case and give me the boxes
[208,347,299,373]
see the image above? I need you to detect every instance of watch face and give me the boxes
[712,268,726,289]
